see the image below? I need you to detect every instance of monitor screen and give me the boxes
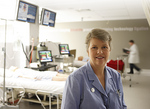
[17,1,37,23]
[41,8,56,27]
[59,44,70,55]
[38,50,53,64]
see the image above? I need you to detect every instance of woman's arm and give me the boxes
[118,74,127,109]
[61,75,81,109]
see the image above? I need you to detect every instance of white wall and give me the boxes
[39,26,89,58]
[0,20,30,68]
[39,19,150,69]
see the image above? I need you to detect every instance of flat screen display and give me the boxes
[38,50,53,63]
[41,8,56,27]
[17,1,37,23]
[59,44,70,55]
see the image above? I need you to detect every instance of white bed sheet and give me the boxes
[0,68,66,94]
[73,60,87,67]
[0,77,65,94]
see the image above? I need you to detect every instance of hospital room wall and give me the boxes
[40,19,150,69]
[0,21,31,69]
[0,6,39,69]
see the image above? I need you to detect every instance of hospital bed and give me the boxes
[0,68,66,109]
[73,60,87,68]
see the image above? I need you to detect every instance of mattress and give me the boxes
[0,68,66,94]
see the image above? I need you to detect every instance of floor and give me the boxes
[19,101,57,109]
[2,69,150,109]
[122,69,150,109]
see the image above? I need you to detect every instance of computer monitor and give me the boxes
[38,50,53,66]
[16,0,37,23]
[41,8,56,27]
[59,44,70,55]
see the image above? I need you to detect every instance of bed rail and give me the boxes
[35,90,61,109]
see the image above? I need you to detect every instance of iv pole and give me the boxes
[3,19,6,106]
[0,19,19,109]
[0,0,21,108]
[0,18,7,106]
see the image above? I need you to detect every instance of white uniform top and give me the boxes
[128,44,140,63]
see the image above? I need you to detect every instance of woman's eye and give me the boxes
[102,46,108,49]
[92,47,97,49]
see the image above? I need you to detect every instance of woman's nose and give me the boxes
[97,49,103,54]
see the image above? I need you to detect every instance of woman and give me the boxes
[61,29,127,109]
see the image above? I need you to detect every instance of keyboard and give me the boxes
[46,64,57,67]
[38,64,57,71]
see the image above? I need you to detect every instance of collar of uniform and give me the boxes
[86,62,112,80]
[86,61,108,97]
[105,66,113,95]
[105,66,112,79]
[86,61,96,81]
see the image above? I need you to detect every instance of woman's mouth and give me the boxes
[96,56,104,59]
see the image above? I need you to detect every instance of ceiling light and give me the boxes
[76,9,91,12]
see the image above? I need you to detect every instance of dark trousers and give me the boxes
[130,64,141,73]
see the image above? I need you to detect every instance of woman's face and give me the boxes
[88,38,111,68]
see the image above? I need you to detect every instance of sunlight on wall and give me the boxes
[0,19,30,68]
[0,0,32,68]
[0,0,17,20]
[0,20,30,44]
[39,25,56,42]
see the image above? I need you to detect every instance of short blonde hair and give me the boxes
[85,28,112,51]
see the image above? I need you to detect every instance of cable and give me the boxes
[21,42,30,62]
[29,38,34,64]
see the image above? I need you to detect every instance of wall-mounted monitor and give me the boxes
[59,44,70,55]
[41,8,56,27]
[38,50,53,66]
[17,0,37,23]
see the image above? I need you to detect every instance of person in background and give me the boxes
[78,56,89,62]
[127,40,141,74]
[61,28,127,109]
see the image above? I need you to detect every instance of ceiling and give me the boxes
[25,0,146,22]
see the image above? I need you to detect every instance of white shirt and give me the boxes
[128,44,140,63]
